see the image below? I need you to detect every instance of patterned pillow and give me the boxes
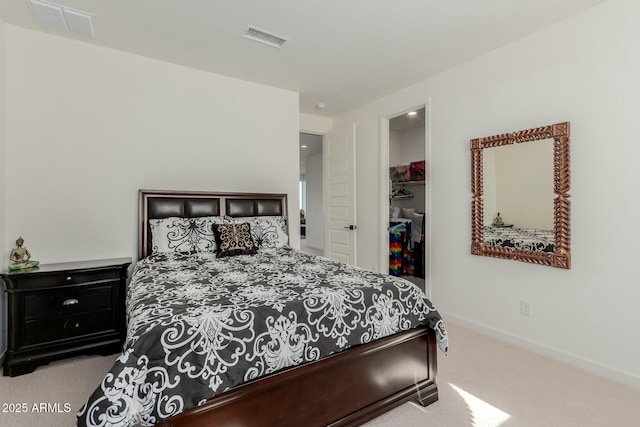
[149,216,227,254]
[212,223,257,258]
[228,216,288,249]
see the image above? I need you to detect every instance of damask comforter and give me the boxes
[484,226,554,253]
[77,247,447,427]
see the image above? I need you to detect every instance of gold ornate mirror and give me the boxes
[471,122,570,269]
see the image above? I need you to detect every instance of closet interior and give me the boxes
[388,107,426,278]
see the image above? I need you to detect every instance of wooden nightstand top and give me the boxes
[2,257,132,278]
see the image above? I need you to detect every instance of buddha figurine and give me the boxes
[492,213,504,227]
[9,236,39,270]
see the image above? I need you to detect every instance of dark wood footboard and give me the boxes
[159,326,438,427]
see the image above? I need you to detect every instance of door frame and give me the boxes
[299,131,326,256]
[299,130,326,256]
[378,99,432,296]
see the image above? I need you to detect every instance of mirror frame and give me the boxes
[470,121,571,269]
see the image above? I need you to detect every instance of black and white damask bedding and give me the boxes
[483,226,554,253]
[77,247,448,427]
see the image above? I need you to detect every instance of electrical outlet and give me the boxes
[520,300,533,317]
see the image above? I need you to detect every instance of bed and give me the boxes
[77,189,447,427]
[483,226,554,253]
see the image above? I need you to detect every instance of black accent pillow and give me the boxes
[213,222,257,258]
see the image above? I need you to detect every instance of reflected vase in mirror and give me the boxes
[470,122,570,269]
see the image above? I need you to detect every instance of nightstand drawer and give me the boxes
[24,310,114,346]
[14,269,120,290]
[24,285,113,320]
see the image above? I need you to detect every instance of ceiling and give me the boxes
[0,0,606,118]
[390,107,426,131]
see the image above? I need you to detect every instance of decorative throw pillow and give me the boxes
[213,222,258,258]
[228,216,288,249]
[149,216,227,254]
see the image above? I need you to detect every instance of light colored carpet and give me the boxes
[363,323,640,427]
[1,322,639,426]
[0,352,117,426]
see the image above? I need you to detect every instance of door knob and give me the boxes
[343,225,357,230]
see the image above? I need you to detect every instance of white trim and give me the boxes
[301,119,330,260]
[352,124,358,266]
[378,116,390,274]
[320,134,327,258]
[443,311,640,391]
[425,97,432,297]
[299,129,327,257]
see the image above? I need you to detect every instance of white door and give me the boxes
[324,123,357,265]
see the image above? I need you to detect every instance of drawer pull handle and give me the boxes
[66,276,72,281]
[63,298,79,306]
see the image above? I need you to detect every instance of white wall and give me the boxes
[305,153,324,250]
[334,0,640,389]
[389,127,426,167]
[389,130,402,164]
[3,25,300,265]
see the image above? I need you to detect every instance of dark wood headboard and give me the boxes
[138,189,288,260]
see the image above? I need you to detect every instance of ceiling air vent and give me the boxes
[29,0,95,38]
[244,26,288,48]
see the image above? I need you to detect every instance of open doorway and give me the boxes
[299,132,324,256]
[384,107,427,287]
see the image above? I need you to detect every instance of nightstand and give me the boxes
[1,257,131,377]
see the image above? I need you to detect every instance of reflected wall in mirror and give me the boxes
[471,122,570,269]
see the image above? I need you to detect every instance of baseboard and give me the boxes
[442,311,640,391]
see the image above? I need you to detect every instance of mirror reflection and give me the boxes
[483,138,554,253]
[470,121,571,269]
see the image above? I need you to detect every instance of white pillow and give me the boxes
[228,216,288,249]
[149,216,228,254]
